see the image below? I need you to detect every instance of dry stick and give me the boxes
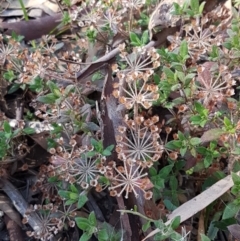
[142,173,236,241]
[4,215,24,241]
[0,179,42,232]
[197,209,205,241]
[0,194,23,227]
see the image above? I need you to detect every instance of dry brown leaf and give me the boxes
[228,224,240,240]
[201,128,226,143]
[0,13,62,40]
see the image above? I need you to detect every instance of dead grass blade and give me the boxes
[142,173,237,241]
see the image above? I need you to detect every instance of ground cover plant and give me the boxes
[1,0,240,240]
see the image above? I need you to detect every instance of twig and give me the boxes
[0,179,42,231]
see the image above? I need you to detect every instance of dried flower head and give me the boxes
[108,159,152,199]
[51,152,104,190]
[116,116,163,163]
[113,71,159,110]
[116,47,160,81]
[195,63,235,106]
[25,204,60,241]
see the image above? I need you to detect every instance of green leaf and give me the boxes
[159,164,174,178]
[163,199,177,211]
[178,131,186,141]
[65,199,76,205]
[190,0,199,13]
[223,117,233,128]
[11,31,24,42]
[3,70,16,82]
[79,232,92,241]
[153,220,165,230]
[105,144,114,152]
[141,30,149,45]
[58,190,71,199]
[3,121,11,134]
[153,74,161,84]
[180,147,187,157]
[77,194,88,209]
[207,211,222,240]
[222,201,240,219]
[172,2,182,15]
[102,149,111,156]
[194,101,205,113]
[70,184,78,193]
[170,216,180,229]
[69,192,79,200]
[200,234,211,241]
[129,32,141,46]
[176,71,185,82]
[98,229,109,241]
[149,166,157,176]
[185,9,194,16]
[142,221,151,232]
[151,176,165,189]
[23,127,35,135]
[163,67,175,80]
[169,176,178,190]
[199,1,206,14]
[8,83,21,94]
[170,84,181,91]
[88,212,97,226]
[75,217,90,231]
[92,72,103,82]
[232,172,240,185]
[190,147,197,157]
[179,40,188,59]
[214,217,237,230]
[204,155,213,168]
[37,93,59,104]
[90,138,100,149]
[190,137,201,146]
[170,232,183,240]
[47,80,60,95]
[190,115,202,122]
[165,140,182,149]
[12,129,21,137]
[184,73,196,83]
[64,84,75,96]
[28,76,44,92]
